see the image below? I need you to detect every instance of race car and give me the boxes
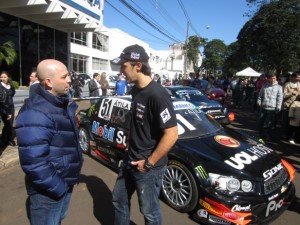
[165,86,234,125]
[76,96,295,225]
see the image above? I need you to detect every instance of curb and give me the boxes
[0,146,19,171]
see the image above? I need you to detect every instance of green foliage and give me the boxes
[0,41,17,66]
[187,35,207,70]
[224,0,300,75]
[202,39,227,75]
[11,80,19,89]
[238,0,300,74]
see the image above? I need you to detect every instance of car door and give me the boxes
[91,97,131,167]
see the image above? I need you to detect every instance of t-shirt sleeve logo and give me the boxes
[160,108,171,123]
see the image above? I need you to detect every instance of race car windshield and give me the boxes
[173,101,222,139]
[175,89,208,102]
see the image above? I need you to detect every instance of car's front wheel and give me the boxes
[79,127,90,154]
[161,160,198,213]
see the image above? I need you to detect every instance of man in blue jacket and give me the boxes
[15,59,83,225]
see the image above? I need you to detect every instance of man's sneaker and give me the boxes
[289,140,296,145]
[258,138,265,144]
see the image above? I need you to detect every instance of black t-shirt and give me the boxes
[128,80,177,168]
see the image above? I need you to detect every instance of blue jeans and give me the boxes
[112,162,166,225]
[28,189,72,225]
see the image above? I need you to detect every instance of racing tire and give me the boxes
[161,160,198,213]
[78,127,90,154]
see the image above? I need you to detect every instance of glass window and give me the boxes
[92,57,108,71]
[92,33,108,51]
[39,25,54,60]
[70,32,87,46]
[55,30,68,66]
[71,53,88,73]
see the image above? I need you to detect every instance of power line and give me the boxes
[176,0,201,37]
[105,0,170,44]
[119,0,180,43]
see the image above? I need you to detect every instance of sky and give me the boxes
[102,0,251,50]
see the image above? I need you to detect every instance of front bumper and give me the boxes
[192,182,295,225]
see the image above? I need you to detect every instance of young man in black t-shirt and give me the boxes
[111,44,178,225]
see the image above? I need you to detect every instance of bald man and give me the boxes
[15,59,83,225]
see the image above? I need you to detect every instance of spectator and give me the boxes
[89,72,101,103]
[243,78,255,104]
[191,73,202,90]
[235,79,245,108]
[100,72,109,96]
[15,59,83,225]
[29,68,40,97]
[71,72,83,98]
[0,71,16,147]
[228,76,238,105]
[111,44,178,225]
[281,71,300,139]
[288,95,300,144]
[254,74,267,111]
[115,73,127,95]
[257,73,283,143]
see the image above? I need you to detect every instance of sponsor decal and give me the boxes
[268,193,279,201]
[225,144,274,170]
[197,209,208,218]
[92,121,115,142]
[266,199,284,217]
[130,52,140,60]
[231,204,251,212]
[160,108,171,123]
[116,130,127,147]
[263,163,283,181]
[208,215,230,225]
[195,165,208,179]
[207,109,222,113]
[199,199,223,216]
[114,100,131,110]
[214,135,240,148]
[173,101,195,110]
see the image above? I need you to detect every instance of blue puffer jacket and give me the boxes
[15,84,83,199]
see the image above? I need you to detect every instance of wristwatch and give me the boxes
[144,159,154,171]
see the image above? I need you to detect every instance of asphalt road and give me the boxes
[0,99,299,225]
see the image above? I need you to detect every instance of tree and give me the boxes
[237,0,300,74]
[0,41,17,67]
[202,39,227,76]
[186,35,207,73]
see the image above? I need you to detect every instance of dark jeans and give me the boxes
[112,162,166,225]
[28,190,72,225]
[258,108,276,138]
[281,110,290,137]
[1,111,14,145]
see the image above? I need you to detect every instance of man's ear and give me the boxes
[44,78,53,89]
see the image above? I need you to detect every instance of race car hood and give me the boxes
[176,128,280,178]
[189,99,222,110]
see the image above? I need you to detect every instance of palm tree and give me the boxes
[0,41,17,66]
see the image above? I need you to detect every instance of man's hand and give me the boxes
[131,160,147,172]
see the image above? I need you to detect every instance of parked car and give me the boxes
[76,96,295,225]
[78,73,92,86]
[165,86,234,125]
[107,74,118,95]
[177,79,228,104]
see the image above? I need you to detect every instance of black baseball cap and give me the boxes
[111,44,149,65]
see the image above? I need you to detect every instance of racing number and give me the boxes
[99,98,113,119]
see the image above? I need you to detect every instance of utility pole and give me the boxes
[184,21,189,79]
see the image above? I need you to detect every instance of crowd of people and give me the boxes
[226,72,300,144]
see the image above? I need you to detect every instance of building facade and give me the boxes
[0,0,104,85]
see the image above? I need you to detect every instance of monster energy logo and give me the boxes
[195,165,208,179]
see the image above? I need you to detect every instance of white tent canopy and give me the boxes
[236,67,261,77]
